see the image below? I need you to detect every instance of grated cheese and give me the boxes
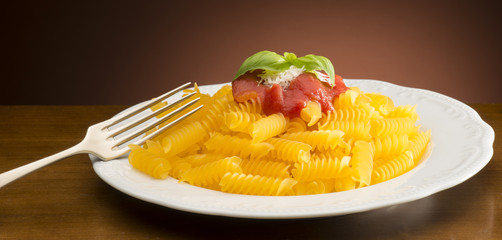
[258,65,304,89]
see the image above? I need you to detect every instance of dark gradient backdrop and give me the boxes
[3,0,502,105]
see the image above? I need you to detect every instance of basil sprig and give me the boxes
[234,50,336,87]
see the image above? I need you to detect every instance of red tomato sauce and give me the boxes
[232,72,349,117]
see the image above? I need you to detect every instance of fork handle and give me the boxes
[0,143,86,188]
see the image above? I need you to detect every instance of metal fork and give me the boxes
[0,82,202,188]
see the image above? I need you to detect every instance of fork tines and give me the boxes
[105,82,203,150]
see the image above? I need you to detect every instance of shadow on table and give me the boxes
[99,171,496,239]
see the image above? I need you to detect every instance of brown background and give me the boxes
[3,0,502,105]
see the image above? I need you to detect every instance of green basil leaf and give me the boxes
[292,54,335,87]
[233,51,335,87]
[233,51,290,80]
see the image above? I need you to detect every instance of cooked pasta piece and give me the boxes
[317,108,372,130]
[230,98,262,114]
[204,132,274,159]
[181,153,228,167]
[224,110,262,133]
[219,172,297,196]
[169,157,192,179]
[161,121,207,156]
[286,117,307,133]
[387,105,419,121]
[240,158,291,178]
[351,140,374,187]
[292,156,351,181]
[365,93,395,116]
[293,179,336,195]
[280,130,344,151]
[371,134,409,158]
[265,138,312,163]
[318,120,371,141]
[332,89,361,109]
[250,113,289,143]
[370,118,416,137]
[334,176,356,192]
[180,156,242,189]
[372,151,414,184]
[407,130,431,163]
[128,144,172,179]
[300,101,322,127]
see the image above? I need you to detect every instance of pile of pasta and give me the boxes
[128,84,431,196]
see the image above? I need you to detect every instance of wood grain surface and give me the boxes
[0,104,500,239]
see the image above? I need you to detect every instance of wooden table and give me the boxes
[0,105,500,239]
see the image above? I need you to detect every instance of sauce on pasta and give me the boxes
[232,71,349,117]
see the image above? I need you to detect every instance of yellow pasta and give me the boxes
[370,118,417,137]
[265,138,312,163]
[224,110,262,133]
[372,151,414,184]
[387,105,419,121]
[161,121,207,156]
[371,134,409,158]
[168,157,192,179]
[180,156,242,189]
[128,144,172,179]
[230,98,262,114]
[365,93,395,116]
[293,179,336,195]
[280,130,344,151]
[351,140,374,187]
[219,172,297,196]
[333,89,362,109]
[127,80,431,196]
[334,176,357,192]
[240,159,291,178]
[204,132,274,159]
[181,153,228,167]
[318,120,371,141]
[300,101,322,127]
[250,113,289,143]
[286,117,307,133]
[292,156,351,181]
[407,130,431,164]
[317,108,372,130]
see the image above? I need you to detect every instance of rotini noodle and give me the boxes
[372,151,414,184]
[204,132,274,159]
[387,105,419,121]
[407,130,431,164]
[224,110,262,133]
[292,156,351,181]
[371,134,409,158]
[317,108,372,130]
[370,118,416,137]
[351,140,374,187]
[286,117,307,133]
[318,120,371,141]
[365,93,395,116]
[128,144,172,179]
[265,138,312,163]
[161,121,207,156]
[180,156,242,189]
[250,113,289,143]
[219,172,297,196]
[280,130,344,151]
[241,158,291,178]
[300,101,322,127]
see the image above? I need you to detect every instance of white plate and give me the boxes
[91,79,495,219]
